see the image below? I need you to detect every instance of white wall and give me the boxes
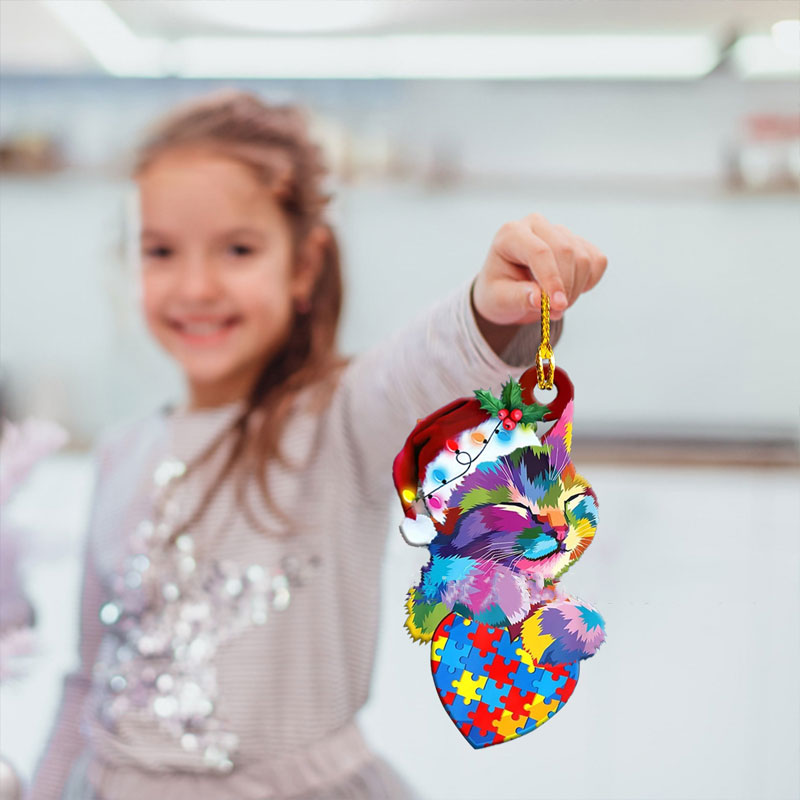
[1,172,798,442]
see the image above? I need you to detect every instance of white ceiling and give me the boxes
[108,0,797,36]
[0,0,796,74]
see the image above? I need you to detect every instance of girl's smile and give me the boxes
[166,314,243,347]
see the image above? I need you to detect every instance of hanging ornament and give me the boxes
[392,290,606,748]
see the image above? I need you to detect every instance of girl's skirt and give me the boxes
[61,747,424,800]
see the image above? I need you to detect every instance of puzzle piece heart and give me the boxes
[431,611,580,749]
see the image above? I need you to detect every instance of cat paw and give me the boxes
[519,596,606,664]
[403,586,450,642]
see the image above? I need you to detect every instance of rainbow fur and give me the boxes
[405,398,605,664]
[519,596,606,664]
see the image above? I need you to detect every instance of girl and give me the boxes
[29,90,607,800]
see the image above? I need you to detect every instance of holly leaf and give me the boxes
[500,378,522,411]
[520,404,549,424]
[474,388,502,416]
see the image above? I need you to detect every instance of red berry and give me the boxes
[510,408,523,421]
[503,418,516,431]
[498,409,509,420]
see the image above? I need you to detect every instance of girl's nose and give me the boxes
[178,256,221,299]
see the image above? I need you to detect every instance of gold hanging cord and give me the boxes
[535,289,555,390]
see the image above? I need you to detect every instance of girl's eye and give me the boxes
[143,246,172,259]
[228,244,254,257]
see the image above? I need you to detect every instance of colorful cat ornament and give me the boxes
[392,366,606,748]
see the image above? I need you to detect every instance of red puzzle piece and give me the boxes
[465,625,504,659]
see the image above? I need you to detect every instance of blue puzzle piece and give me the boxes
[438,640,470,673]
[463,643,492,676]
[477,680,509,713]
[433,660,463,687]
[533,668,569,703]
[506,660,546,695]
[466,724,499,749]
[443,692,478,724]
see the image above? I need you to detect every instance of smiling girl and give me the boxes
[29,90,606,800]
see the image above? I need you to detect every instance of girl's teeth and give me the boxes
[183,322,226,334]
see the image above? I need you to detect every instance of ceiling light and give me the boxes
[172,34,721,80]
[771,19,800,55]
[731,32,800,79]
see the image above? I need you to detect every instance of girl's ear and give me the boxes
[293,224,329,305]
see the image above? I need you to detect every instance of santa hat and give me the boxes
[392,367,573,547]
[392,397,489,546]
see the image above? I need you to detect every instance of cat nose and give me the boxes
[537,509,566,527]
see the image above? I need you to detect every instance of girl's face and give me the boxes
[137,148,316,409]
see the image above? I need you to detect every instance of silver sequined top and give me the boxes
[30,278,561,800]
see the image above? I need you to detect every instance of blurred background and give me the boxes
[0,2,798,799]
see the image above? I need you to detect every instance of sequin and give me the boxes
[179,556,196,574]
[124,571,142,589]
[131,554,150,572]
[90,452,323,773]
[153,696,178,718]
[153,458,187,487]
[156,673,174,693]
[162,583,180,602]
[271,574,291,610]
[99,602,121,625]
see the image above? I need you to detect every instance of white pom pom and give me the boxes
[399,514,437,547]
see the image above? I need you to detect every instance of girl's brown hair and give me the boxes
[132,89,348,539]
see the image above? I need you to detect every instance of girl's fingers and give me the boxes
[483,214,608,326]
[575,234,608,292]
[571,242,594,300]
[550,223,578,302]
[494,219,567,310]
[478,277,541,326]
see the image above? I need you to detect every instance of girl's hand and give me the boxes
[472,213,608,329]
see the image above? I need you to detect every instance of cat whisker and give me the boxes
[474,539,517,554]
[472,541,519,560]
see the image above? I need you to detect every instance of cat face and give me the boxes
[429,399,598,584]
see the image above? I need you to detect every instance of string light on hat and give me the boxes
[419,418,502,504]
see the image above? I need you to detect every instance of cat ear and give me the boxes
[542,397,573,456]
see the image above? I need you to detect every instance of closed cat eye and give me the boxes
[564,493,585,511]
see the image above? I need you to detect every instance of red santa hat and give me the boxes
[391,366,573,546]
[391,396,489,546]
